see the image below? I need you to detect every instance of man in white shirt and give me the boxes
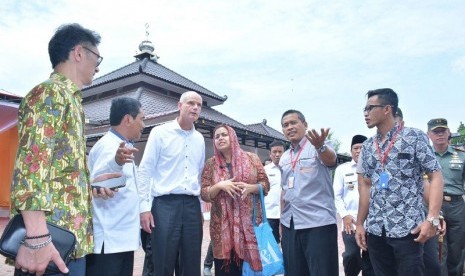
[139,91,206,276]
[86,97,145,276]
[334,134,374,276]
[264,140,285,244]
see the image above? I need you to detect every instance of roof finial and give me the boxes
[145,23,150,40]
[135,23,159,61]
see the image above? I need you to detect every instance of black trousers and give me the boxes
[213,254,242,276]
[341,231,374,276]
[151,194,203,276]
[268,218,281,244]
[367,232,424,276]
[86,243,134,276]
[281,219,338,276]
[204,242,214,269]
[423,235,441,276]
[441,198,465,276]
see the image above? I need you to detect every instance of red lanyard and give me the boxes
[290,140,307,171]
[375,126,402,170]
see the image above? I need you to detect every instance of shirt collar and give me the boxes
[436,145,455,156]
[376,121,401,141]
[109,128,134,146]
[269,162,279,169]
[290,136,307,151]
[173,118,195,133]
[50,72,81,97]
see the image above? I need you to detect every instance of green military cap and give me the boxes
[427,118,448,131]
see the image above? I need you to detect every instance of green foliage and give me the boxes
[327,131,341,153]
[451,121,465,146]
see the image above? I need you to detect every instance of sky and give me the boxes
[1,0,464,153]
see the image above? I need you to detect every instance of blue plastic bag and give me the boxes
[242,185,285,276]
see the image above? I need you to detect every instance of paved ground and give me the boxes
[0,215,346,275]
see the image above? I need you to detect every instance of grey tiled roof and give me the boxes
[247,122,286,140]
[200,108,247,130]
[86,57,226,101]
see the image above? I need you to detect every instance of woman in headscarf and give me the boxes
[201,124,270,276]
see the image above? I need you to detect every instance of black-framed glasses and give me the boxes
[82,46,103,67]
[363,104,387,113]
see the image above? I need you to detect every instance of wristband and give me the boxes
[25,233,51,240]
[20,235,52,250]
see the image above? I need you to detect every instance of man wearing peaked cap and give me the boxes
[334,134,374,276]
[427,118,465,275]
[428,118,449,131]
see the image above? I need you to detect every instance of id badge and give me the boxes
[288,176,294,189]
[379,172,389,189]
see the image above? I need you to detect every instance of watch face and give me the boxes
[433,218,440,227]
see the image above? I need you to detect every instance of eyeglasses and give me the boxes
[363,104,387,113]
[82,46,103,67]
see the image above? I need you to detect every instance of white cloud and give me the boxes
[452,55,465,72]
[1,0,465,150]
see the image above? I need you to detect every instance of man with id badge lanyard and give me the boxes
[333,134,374,276]
[355,88,444,276]
[86,97,145,276]
[279,109,338,276]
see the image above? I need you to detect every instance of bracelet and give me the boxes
[25,233,51,240]
[20,235,52,250]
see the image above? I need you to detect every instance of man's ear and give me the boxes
[71,45,83,62]
[123,114,132,125]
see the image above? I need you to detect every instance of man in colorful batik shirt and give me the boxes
[10,23,103,276]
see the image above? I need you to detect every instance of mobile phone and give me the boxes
[91,176,127,191]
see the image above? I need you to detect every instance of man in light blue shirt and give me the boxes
[138,91,205,276]
[279,109,338,275]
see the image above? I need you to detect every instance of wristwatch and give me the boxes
[427,216,440,227]
[317,144,327,153]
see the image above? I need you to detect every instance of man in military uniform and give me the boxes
[427,118,465,276]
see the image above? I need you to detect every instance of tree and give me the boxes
[451,121,465,146]
[327,131,341,153]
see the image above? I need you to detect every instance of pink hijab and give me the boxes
[212,125,262,271]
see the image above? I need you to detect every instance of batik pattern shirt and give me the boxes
[360,124,440,238]
[11,73,93,258]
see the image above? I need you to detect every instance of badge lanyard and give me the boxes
[374,126,402,170]
[290,140,307,172]
[374,126,402,189]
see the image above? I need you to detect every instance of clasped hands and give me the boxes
[219,177,257,200]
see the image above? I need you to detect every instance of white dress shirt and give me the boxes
[88,131,140,254]
[138,119,205,213]
[333,160,360,229]
[264,162,281,219]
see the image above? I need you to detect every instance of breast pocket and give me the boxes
[397,152,414,179]
[299,157,317,174]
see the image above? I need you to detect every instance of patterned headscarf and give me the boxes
[212,124,262,271]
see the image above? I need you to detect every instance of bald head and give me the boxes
[180,91,201,104]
